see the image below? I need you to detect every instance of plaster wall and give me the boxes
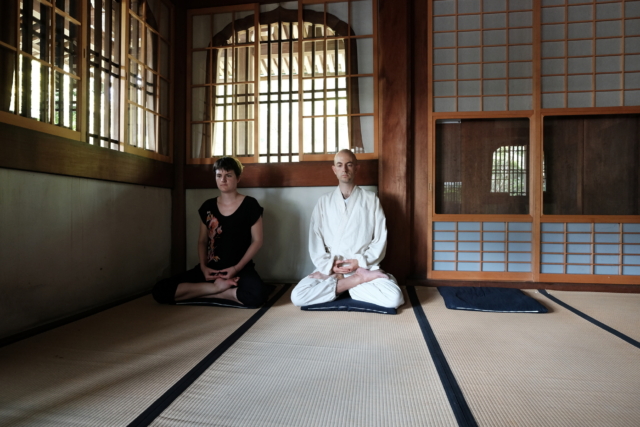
[0,168,171,339]
[186,186,378,282]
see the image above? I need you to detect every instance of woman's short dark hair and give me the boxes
[213,156,243,178]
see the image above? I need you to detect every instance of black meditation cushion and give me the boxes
[438,286,548,313]
[176,298,250,309]
[301,292,397,315]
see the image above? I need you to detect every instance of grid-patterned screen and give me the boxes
[433,221,533,272]
[541,223,640,275]
[541,0,640,108]
[432,0,534,112]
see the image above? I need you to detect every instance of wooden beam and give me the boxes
[184,159,379,189]
[0,122,173,188]
[378,0,411,284]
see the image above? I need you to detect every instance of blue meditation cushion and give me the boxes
[438,286,548,313]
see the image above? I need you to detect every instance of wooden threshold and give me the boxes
[408,278,640,294]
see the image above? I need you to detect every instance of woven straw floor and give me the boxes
[543,290,640,342]
[0,295,259,426]
[0,286,638,426]
[150,287,457,427]
[416,287,640,427]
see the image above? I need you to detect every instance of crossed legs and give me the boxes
[291,268,404,308]
[174,277,241,304]
[153,264,269,308]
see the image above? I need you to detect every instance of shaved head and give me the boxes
[334,149,357,165]
[332,149,359,186]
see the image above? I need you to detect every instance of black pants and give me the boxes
[152,264,269,308]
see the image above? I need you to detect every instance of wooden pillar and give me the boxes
[171,3,187,274]
[377,0,412,284]
[411,0,429,278]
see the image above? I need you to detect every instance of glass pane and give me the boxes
[353,37,373,75]
[145,110,156,150]
[129,16,142,60]
[213,12,233,46]
[543,114,640,215]
[326,39,346,77]
[160,39,169,77]
[436,118,530,214]
[53,71,77,130]
[146,69,157,112]
[192,51,207,85]
[352,76,373,114]
[193,15,211,49]
[146,0,160,31]
[356,115,374,153]
[0,46,17,113]
[57,13,80,75]
[303,4,324,39]
[130,0,143,16]
[1,0,18,46]
[19,57,51,122]
[234,120,254,156]
[327,2,348,37]
[129,59,143,104]
[234,46,254,83]
[191,123,210,158]
[160,77,170,117]
[20,0,52,62]
[128,104,143,146]
[351,0,373,36]
[60,0,81,20]
[146,29,158,70]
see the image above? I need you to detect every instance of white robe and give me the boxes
[291,186,404,308]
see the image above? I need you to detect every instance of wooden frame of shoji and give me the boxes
[123,0,174,162]
[0,0,87,141]
[427,0,640,285]
[186,0,379,164]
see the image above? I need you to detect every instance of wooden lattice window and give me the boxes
[127,0,172,158]
[188,0,377,164]
[0,0,82,130]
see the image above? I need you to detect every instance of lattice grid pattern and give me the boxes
[541,0,640,108]
[432,0,534,112]
[433,221,533,272]
[541,223,640,275]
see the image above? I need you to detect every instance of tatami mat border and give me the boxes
[408,286,478,427]
[539,290,640,350]
[127,284,291,427]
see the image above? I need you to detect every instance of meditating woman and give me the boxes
[152,157,269,307]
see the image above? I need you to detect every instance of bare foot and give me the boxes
[354,267,388,283]
[308,271,330,280]
[215,276,239,290]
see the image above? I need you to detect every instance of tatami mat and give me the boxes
[0,295,261,426]
[417,287,640,427]
[543,290,640,342]
[150,288,458,427]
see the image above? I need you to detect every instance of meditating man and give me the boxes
[291,149,404,309]
[153,157,270,308]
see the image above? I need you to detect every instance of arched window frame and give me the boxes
[187,0,378,164]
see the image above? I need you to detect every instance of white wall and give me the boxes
[186,185,377,282]
[0,169,171,339]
